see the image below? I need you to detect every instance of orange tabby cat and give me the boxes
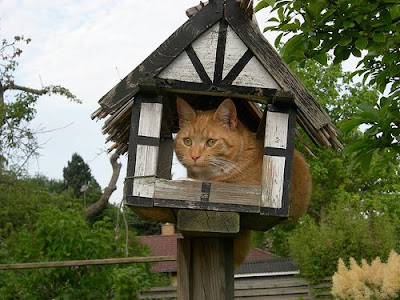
[174,97,312,267]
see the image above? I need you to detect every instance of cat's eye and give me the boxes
[206,139,217,147]
[183,138,192,146]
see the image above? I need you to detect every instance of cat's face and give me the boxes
[174,98,243,178]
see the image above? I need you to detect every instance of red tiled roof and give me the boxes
[139,234,274,273]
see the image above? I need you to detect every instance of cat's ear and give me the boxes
[176,97,196,127]
[214,99,238,129]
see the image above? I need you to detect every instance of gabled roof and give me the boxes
[92,0,342,153]
[139,233,295,276]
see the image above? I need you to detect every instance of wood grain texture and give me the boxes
[223,25,248,79]
[158,51,203,83]
[264,111,289,149]
[138,102,163,138]
[177,210,240,234]
[132,176,155,198]
[192,22,219,82]
[178,237,234,300]
[225,0,332,130]
[134,145,158,177]
[261,156,285,209]
[154,179,260,207]
[232,56,280,89]
[177,238,191,300]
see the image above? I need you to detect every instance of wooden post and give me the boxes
[177,210,237,299]
[177,237,234,300]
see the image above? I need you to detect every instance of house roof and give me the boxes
[92,0,342,154]
[235,257,299,277]
[139,233,297,276]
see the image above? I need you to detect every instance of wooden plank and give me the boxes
[235,277,309,289]
[177,238,191,300]
[233,56,280,89]
[154,198,260,215]
[155,78,277,102]
[178,237,234,300]
[134,145,158,176]
[0,256,176,270]
[137,102,163,138]
[192,22,219,82]
[158,51,203,83]
[127,206,176,223]
[133,176,155,198]
[261,156,285,209]
[177,210,239,234]
[264,111,289,149]
[154,179,203,201]
[157,138,174,179]
[154,179,260,207]
[223,25,248,79]
[235,286,310,297]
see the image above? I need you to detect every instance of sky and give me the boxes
[1,1,357,204]
[1,0,208,203]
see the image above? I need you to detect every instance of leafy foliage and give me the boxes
[288,202,398,283]
[256,0,400,167]
[253,59,400,282]
[0,205,161,299]
[0,33,81,173]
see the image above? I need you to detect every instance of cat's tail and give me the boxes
[234,230,252,268]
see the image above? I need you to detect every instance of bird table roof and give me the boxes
[91,0,342,154]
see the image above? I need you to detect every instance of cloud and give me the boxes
[1,0,200,204]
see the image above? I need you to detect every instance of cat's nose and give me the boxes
[191,154,201,162]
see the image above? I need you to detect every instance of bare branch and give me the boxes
[84,152,122,219]
[3,82,47,94]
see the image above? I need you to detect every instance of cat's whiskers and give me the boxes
[210,157,243,175]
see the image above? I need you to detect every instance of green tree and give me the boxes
[0,206,152,299]
[253,60,400,281]
[63,153,101,201]
[0,33,80,174]
[256,0,400,166]
[288,201,398,283]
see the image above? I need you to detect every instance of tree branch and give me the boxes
[84,152,122,219]
[3,81,47,95]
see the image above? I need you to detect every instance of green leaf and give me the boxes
[343,19,355,29]
[255,1,269,12]
[338,36,352,47]
[358,102,377,116]
[275,32,284,48]
[372,33,386,43]
[351,47,362,57]
[313,52,328,65]
[339,118,365,133]
[355,38,368,50]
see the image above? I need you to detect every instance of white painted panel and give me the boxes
[135,145,159,177]
[157,51,202,83]
[138,103,162,138]
[261,156,285,209]
[264,111,289,149]
[192,23,219,82]
[222,26,248,79]
[233,56,280,89]
[133,177,155,198]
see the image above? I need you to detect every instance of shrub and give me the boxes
[332,250,400,299]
